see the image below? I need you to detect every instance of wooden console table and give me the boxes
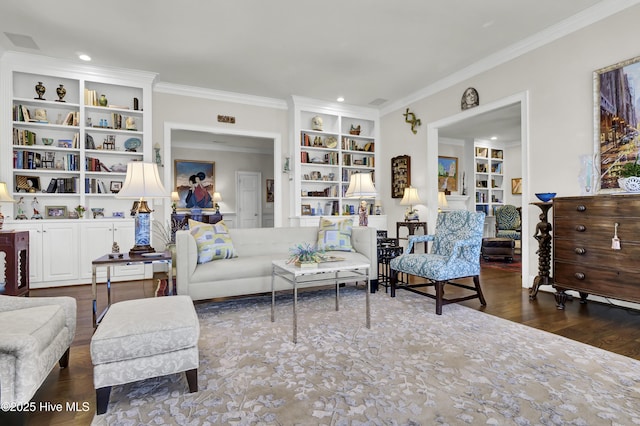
[0,230,29,296]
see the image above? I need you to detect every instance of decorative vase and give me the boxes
[34,81,46,100]
[99,94,108,107]
[56,84,66,102]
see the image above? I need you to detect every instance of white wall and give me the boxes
[379,6,640,289]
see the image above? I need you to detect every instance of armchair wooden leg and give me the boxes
[474,275,487,306]
[96,386,111,415]
[185,368,198,393]
[435,281,445,315]
[58,347,70,368]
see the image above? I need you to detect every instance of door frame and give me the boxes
[427,91,529,288]
[163,122,283,226]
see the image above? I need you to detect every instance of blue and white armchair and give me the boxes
[390,210,487,315]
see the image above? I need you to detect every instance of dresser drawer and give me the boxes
[553,195,640,218]
[554,261,640,303]
[553,216,640,240]
[554,239,640,273]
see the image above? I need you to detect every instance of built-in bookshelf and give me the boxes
[291,96,379,218]
[474,144,504,215]
[1,53,155,218]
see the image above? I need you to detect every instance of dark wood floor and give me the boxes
[16,266,640,425]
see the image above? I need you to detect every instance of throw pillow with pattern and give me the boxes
[189,219,237,263]
[317,217,355,252]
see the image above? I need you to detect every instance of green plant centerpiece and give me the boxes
[287,243,326,268]
[618,158,640,192]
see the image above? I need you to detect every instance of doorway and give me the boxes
[427,92,529,288]
[163,122,283,228]
[236,171,262,228]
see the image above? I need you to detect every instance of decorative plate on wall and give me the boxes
[124,137,141,151]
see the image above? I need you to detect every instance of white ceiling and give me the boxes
[0,0,632,110]
[1,1,637,146]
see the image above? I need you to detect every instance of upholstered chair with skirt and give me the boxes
[494,204,521,240]
[389,210,486,315]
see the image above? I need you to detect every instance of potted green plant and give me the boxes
[618,159,640,192]
[287,243,325,268]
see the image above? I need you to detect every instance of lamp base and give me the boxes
[129,244,155,257]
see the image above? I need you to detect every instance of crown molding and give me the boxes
[381,0,640,115]
[154,82,287,110]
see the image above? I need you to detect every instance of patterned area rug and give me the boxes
[92,287,640,425]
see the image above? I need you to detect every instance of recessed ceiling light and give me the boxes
[78,53,91,61]
[490,136,498,140]
[336,97,344,103]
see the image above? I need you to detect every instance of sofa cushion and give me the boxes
[317,217,355,252]
[189,219,237,263]
[0,305,66,353]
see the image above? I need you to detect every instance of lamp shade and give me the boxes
[400,187,422,206]
[345,172,376,198]
[213,192,222,203]
[116,162,167,199]
[438,191,449,209]
[171,191,180,202]
[0,182,15,202]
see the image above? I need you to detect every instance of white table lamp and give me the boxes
[400,186,422,221]
[116,162,167,255]
[438,191,449,212]
[346,172,376,226]
[213,192,222,214]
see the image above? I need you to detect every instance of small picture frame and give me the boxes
[301,204,312,216]
[110,181,122,193]
[45,205,67,219]
[511,178,522,195]
[266,178,274,203]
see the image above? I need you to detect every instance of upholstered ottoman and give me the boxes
[482,237,515,262]
[90,295,199,415]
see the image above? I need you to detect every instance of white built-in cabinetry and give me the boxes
[1,53,156,287]
[290,96,380,221]
[474,143,504,216]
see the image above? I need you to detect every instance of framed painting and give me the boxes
[174,160,215,210]
[594,55,640,192]
[391,155,410,198]
[438,156,458,193]
[266,178,274,203]
[511,178,522,194]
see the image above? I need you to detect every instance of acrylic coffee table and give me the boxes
[271,259,370,343]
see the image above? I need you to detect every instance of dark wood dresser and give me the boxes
[553,194,640,309]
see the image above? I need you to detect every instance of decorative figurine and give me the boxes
[16,197,27,220]
[56,84,66,102]
[34,81,46,100]
[154,143,162,166]
[358,200,369,227]
[349,125,361,135]
[31,197,42,219]
[125,116,136,130]
[99,94,108,107]
[112,241,120,253]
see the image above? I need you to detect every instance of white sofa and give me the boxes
[175,226,378,301]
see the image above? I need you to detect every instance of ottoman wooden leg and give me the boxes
[58,347,70,368]
[96,386,111,415]
[186,368,198,393]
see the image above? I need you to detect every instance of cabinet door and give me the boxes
[79,222,114,280]
[6,223,43,283]
[42,222,79,281]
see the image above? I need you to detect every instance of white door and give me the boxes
[236,171,261,228]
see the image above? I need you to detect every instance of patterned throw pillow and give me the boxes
[189,219,237,263]
[316,217,355,252]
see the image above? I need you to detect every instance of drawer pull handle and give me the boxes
[576,205,587,212]
[574,248,586,255]
[575,225,586,232]
[574,272,585,280]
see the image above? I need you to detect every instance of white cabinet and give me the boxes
[474,144,504,216]
[79,220,143,280]
[1,52,154,220]
[8,221,79,288]
[290,96,380,221]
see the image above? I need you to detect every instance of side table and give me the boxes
[92,251,172,327]
[396,221,427,253]
[378,239,403,293]
[0,230,29,296]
